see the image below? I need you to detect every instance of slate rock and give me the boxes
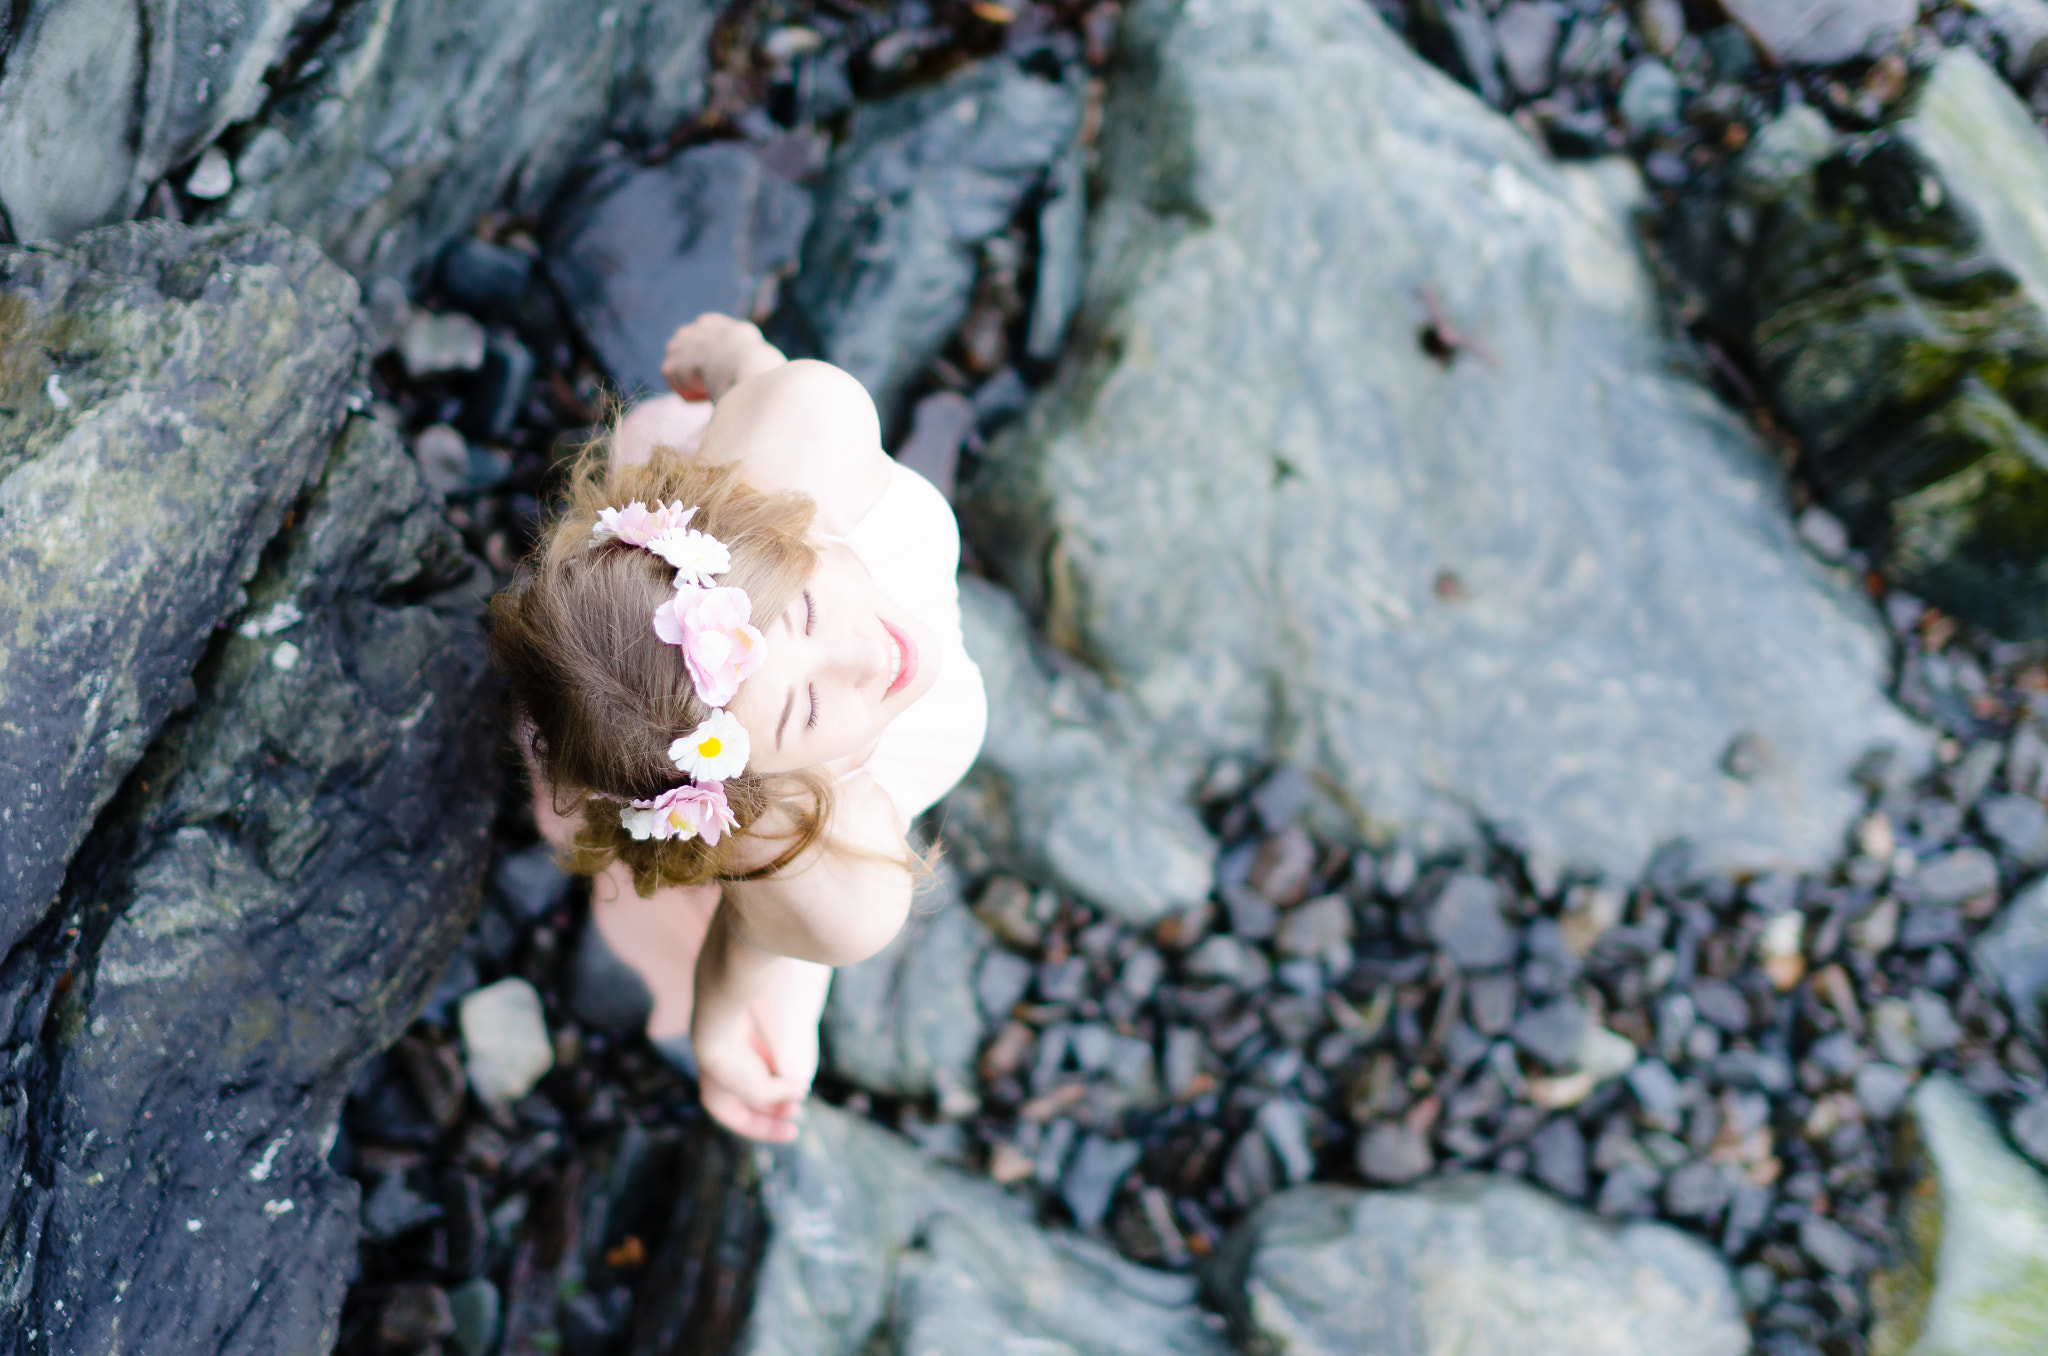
[1684,51,2048,637]
[494,843,572,922]
[0,332,496,1350]
[944,577,1216,923]
[636,1106,1234,1356]
[1907,847,2000,907]
[1529,1117,1589,1198]
[963,0,1927,894]
[1207,1177,1748,1356]
[1980,793,2048,863]
[822,864,991,1105]
[1972,875,2048,1035]
[547,143,812,397]
[1869,1076,2048,1356]
[437,237,535,325]
[0,222,360,945]
[1427,874,1519,970]
[1512,1000,1591,1068]
[2011,1096,2048,1169]
[788,56,1081,431]
[461,979,554,1110]
[1064,1135,1145,1230]
[1720,0,1917,65]
[1355,1123,1435,1186]
[1493,2,1563,97]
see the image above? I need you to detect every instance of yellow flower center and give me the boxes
[666,809,689,829]
[698,736,721,757]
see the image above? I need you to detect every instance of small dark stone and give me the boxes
[1223,1129,1279,1209]
[395,1034,468,1129]
[362,1172,442,1242]
[1900,904,1963,950]
[567,920,654,1031]
[1510,999,1588,1068]
[1908,848,2000,908]
[1356,1121,1434,1185]
[493,844,571,922]
[1798,1213,1864,1277]
[379,1282,456,1347]
[1691,979,1751,1034]
[437,237,533,324]
[1713,1049,1794,1094]
[1466,972,1517,1036]
[1662,1161,1732,1219]
[1529,1116,1588,1198]
[441,1172,488,1279]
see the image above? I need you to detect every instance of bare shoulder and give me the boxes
[719,773,912,968]
[697,360,893,536]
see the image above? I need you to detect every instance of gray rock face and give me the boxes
[822,863,991,1108]
[1206,1178,1748,1356]
[0,222,359,951]
[1869,1076,2048,1356]
[547,143,813,397]
[788,56,1081,431]
[1720,0,1917,64]
[1972,875,2048,1035]
[213,0,717,282]
[640,1105,1234,1356]
[963,0,1925,896]
[946,577,1215,924]
[0,222,497,1352]
[1684,50,2048,637]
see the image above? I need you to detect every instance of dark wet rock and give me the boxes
[494,843,572,923]
[210,0,719,282]
[1973,876,2048,1034]
[1513,1000,1592,1069]
[547,143,812,398]
[1064,1135,1144,1230]
[1207,1178,1747,1355]
[822,865,990,1109]
[449,1278,502,1356]
[1356,1123,1435,1185]
[1530,1117,1589,1199]
[438,238,535,326]
[1982,793,2048,863]
[0,222,360,942]
[946,578,1215,924]
[0,240,497,1346]
[895,391,978,502]
[1428,875,1519,971]
[1908,847,2001,907]
[1683,51,2048,637]
[1719,0,1917,65]
[1869,1076,2048,1355]
[567,918,656,1031]
[641,1106,1233,1356]
[788,56,1081,431]
[963,0,1925,897]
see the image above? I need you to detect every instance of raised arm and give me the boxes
[658,314,894,537]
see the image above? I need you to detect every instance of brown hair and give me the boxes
[488,443,829,894]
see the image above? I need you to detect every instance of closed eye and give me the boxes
[807,683,819,730]
[804,589,815,635]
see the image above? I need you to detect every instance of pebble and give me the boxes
[1276,894,1353,957]
[974,877,1048,948]
[399,309,488,378]
[1872,999,1923,1067]
[1908,988,1961,1052]
[1493,1,1562,96]
[448,1277,501,1356]
[493,843,571,921]
[1356,1122,1433,1185]
[1223,1129,1278,1210]
[1529,1116,1588,1198]
[1038,955,1090,1002]
[1854,1062,1914,1119]
[1627,1059,1683,1127]
[1510,999,1589,1068]
[1220,883,1279,941]
[1618,61,1681,136]
[2011,1095,2048,1168]
[1062,1134,1143,1230]
[976,949,1036,1022]
[1185,934,1273,988]
[1981,792,2048,862]
[1250,764,1317,831]
[1249,825,1316,905]
[362,1172,441,1241]
[411,424,471,499]
[1467,972,1517,1036]
[379,1283,456,1346]
[1690,979,1750,1034]
[1427,874,1518,970]
[1662,1160,1731,1219]
[1797,1213,1864,1277]
[1909,847,2000,907]
[1163,1026,1206,1101]
[1256,1098,1316,1185]
[437,237,534,323]
[186,145,234,200]
[458,979,553,1109]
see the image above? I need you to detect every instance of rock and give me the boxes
[1428,875,1519,970]
[2012,1096,2048,1169]
[567,917,656,1031]
[413,424,474,500]
[822,864,990,1107]
[461,979,555,1109]
[1662,1161,1732,1219]
[945,577,1216,924]
[1684,50,2048,637]
[963,0,1926,894]
[1637,0,1687,56]
[1412,0,1506,106]
[1530,1117,1589,1198]
[546,143,811,398]
[1027,135,1088,362]
[363,1172,443,1242]
[1276,894,1354,958]
[1972,0,2048,80]
[1856,1062,1915,1119]
[1493,2,1562,97]
[1184,935,1273,989]
[976,948,1037,1023]
[494,843,572,922]
[636,1106,1234,1356]
[1972,876,2048,1034]
[788,56,1081,431]
[186,146,234,202]
[400,309,489,378]
[380,1283,457,1346]
[1356,1123,1435,1185]
[1869,1076,2048,1356]
[1618,61,1681,137]
[895,391,979,502]
[0,222,361,942]
[1207,1178,1748,1356]
[1513,1000,1591,1068]
[1064,1135,1145,1230]
[449,1278,503,1356]
[1907,847,2000,907]
[0,230,497,1348]
[437,237,534,326]
[1720,0,1917,65]
[1981,793,2048,863]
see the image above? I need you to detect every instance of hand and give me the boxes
[692,954,826,1143]
[662,313,768,402]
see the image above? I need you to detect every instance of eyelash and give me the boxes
[804,590,815,634]
[807,683,819,730]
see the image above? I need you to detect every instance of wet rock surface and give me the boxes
[0,222,498,1347]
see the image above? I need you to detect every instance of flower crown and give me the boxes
[589,499,765,846]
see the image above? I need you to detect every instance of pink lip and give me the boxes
[881,619,918,697]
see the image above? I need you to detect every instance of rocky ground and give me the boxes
[323,2,2048,1355]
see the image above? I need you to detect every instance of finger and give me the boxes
[701,1086,800,1143]
[697,1055,807,1111]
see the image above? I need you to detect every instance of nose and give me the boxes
[819,618,887,691]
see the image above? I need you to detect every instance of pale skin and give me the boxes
[536,314,942,1142]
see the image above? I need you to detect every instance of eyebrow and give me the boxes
[776,688,794,750]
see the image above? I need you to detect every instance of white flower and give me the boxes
[648,528,732,589]
[618,804,665,840]
[669,709,750,780]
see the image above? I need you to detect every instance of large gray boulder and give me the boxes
[788,56,1082,431]
[1683,49,2048,637]
[963,0,1926,896]
[0,0,716,285]
[0,221,360,948]
[1206,1178,1749,1356]
[0,223,498,1353]
[1869,1076,2048,1356]
[634,1105,1235,1356]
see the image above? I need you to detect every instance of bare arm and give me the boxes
[660,315,894,536]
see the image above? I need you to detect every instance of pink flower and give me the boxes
[619,782,738,845]
[652,585,766,707]
[591,499,696,549]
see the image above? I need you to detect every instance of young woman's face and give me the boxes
[726,541,941,775]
